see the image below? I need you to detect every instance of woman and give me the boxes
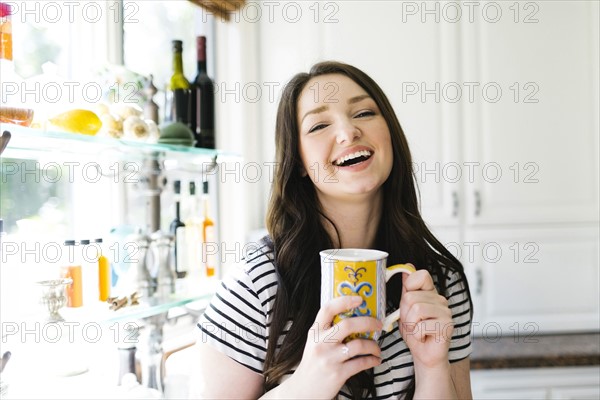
[193,61,473,399]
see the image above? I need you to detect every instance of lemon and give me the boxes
[49,109,102,136]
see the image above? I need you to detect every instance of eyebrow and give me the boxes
[300,94,372,124]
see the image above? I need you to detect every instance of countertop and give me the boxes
[470,332,600,369]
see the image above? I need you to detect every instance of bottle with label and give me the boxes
[185,181,204,283]
[60,240,83,307]
[0,2,33,126]
[170,180,187,279]
[164,40,191,126]
[0,2,12,63]
[190,36,215,149]
[95,238,111,302]
[202,181,216,277]
[80,239,100,306]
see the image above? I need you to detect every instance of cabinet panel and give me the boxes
[462,1,599,226]
[321,1,461,226]
[551,386,600,400]
[472,367,600,400]
[473,388,548,400]
[466,226,599,334]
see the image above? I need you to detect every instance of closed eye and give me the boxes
[308,123,328,133]
[355,110,375,118]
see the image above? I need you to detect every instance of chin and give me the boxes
[343,181,384,197]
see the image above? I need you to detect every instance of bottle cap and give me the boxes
[189,181,196,195]
[172,40,183,52]
[203,180,209,194]
[64,240,76,246]
[174,180,181,194]
[80,239,91,245]
[196,36,206,62]
[0,3,12,18]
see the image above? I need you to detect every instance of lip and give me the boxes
[331,145,374,166]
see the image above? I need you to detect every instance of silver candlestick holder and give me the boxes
[36,278,72,322]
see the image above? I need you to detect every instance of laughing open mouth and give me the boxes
[334,150,373,167]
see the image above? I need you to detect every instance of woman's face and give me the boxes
[297,74,393,205]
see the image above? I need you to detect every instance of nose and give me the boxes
[335,119,361,144]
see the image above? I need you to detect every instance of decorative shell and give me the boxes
[97,113,124,138]
[123,116,149,140]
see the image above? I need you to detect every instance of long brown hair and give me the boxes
[264,61,471,399]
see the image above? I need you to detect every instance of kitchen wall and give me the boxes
[209,0,599,335]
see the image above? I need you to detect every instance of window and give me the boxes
[1,0,199,317]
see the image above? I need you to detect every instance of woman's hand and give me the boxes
[399,268,453,369]
[283,295,383,399]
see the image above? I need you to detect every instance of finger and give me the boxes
[333,316,383,342]
[403,269,435,292]
[403,319,454,343]
[401,290,449,311]
[315,296,363,329]
[340,338,382,361]
[404,303,452,329]
[342,355,382,377]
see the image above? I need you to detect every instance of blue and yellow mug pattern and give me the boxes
[320,249,415,340]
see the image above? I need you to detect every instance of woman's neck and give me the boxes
[319,192,383,249]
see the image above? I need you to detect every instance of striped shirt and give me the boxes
[197,244,472,399]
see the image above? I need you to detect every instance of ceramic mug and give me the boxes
[320,249,416,340]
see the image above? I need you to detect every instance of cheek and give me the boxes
[379,130,394,171]
[300,137,329,170]
[298,138,311,169]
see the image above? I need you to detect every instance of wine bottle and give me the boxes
[170,180,187,279]
[202,181,216,277]
[185,181,204,282]
[191,36,215,149]
[165,40,191,126]
[60,240,83,308]
[80,239,99,306]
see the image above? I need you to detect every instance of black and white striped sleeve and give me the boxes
[197,264,269,374]
[446,269,473,362]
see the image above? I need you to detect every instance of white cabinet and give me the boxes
[461,1,599,227]
[465,227,600,334]
[471,366,600,400]
[459,1,600,334]
[235,0,599,334]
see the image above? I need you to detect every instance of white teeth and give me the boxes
[334,150,372,166]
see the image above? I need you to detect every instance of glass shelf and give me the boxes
[0,123,238,167]
[7,279,219,327]
[61,279,219,324]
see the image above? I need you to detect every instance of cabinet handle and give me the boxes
[475,268,483,295]
[474,191,481,217]
[452,191,459,217]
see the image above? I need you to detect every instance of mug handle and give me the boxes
[382,263,416,332]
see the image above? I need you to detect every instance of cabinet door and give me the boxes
[472,367,600,400]
[466,227,599,335]
[321,2,462,227]
[551,387,600,400]
[473,388,548,400]
[462,1,599,226]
